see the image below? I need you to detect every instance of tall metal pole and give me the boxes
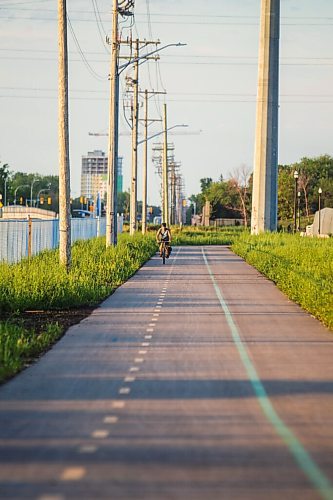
[130,39,139,236]
[106,0,119,246]
[251,0,280,234]
[58,0,71,269]
[162,103,169,226]
[142,89,148,234]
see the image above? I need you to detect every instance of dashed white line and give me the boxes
[139,350,147,355]
[147,328,154,332]
[78,445,97,454]
[145,335,152,339]
[134,358,144,363]
[92,430,109,439]
[60,467,86,481]
[113,401,126,408]
[124,376,136,383]
[119,387,131,395]
[129,366,139,372]
[104,416,119,424]
[142,342,150,346]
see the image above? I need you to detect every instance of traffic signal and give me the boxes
[40,196,44,205]
[182,199,187,207]
[47,197,52,205]
[80,196,84,204]
[149,206,153,214]
[19,196,23,205]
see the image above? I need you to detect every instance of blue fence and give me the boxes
[0,217,122,263]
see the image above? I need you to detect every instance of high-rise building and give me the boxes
[81,150,123,201]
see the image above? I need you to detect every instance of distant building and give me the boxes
[81,150,123,201]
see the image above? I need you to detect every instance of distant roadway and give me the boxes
[0,246,333,499]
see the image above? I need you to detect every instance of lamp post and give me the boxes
[297,191,301,232]
[14,184,30,205]
[30,178,40,207]
[293,170,299,233]
[36,188,51,207]
[318,187,322,235]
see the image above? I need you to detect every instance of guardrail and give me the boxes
[0,216,123,263]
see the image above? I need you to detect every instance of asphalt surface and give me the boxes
[1,246,333,500]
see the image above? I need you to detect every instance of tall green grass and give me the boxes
[0,233,157,382]
[171,226,245,246]
[0,233,157,313]
[232,233,333,329]
[0,322,62,381]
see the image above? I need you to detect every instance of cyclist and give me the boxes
[156,222,172,258]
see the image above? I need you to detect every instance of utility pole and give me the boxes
[58,0,71,269]
[129,39,140,236]
[162,103,169,226]
[251,0,280,234]
[106,0,119,246]
[142,89,148,234]
[140,89,165,234]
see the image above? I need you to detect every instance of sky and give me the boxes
[0,0,332,207]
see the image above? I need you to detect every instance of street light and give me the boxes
[297,191,301,232]
[14,184,30,205]
[30,178,40,207]
[293,170,299,233]
[36,187,51,207]
[137,124,188,146]
[318,187,322,235]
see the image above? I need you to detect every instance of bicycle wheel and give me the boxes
[162,247,166,264]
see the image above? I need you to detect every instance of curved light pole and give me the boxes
[293,170,299,233]
[318,187,322,235]
[30,177,40,207]
[36,188,51,207]
[14,184,30,205]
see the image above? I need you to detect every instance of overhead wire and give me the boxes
[91,0,110,55]
[67,15,107,81]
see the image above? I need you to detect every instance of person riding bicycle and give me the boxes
[156,223,172,258]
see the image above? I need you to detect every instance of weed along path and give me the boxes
[1,246,333,499]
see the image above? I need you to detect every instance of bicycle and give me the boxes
[160,241,167,265]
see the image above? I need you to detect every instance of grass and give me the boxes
[0,322,62,381]
[0,233,157,382]
[232,232,333,330]
[170,225,245,246]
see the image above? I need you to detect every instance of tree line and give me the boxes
[189,155,333,227]
[0,164,160,218]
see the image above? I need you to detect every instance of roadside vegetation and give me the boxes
[232,232,333,330]
[0,233,157,382]
[170,225,244,246]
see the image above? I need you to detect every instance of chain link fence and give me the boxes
[0,217,122,263]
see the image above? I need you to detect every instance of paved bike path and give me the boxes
[0,246,333,499]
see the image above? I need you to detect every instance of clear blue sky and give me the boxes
[0,0,332,206]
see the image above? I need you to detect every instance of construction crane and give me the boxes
[88,130,202,137]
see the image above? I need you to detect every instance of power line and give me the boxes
[67,15,107,81]
[91,0,110,55]
[1,14,333,26]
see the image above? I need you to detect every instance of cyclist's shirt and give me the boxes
[157,228,171,243]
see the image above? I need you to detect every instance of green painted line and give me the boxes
[202,247,333,500]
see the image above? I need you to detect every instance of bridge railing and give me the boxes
[0,216,123,263]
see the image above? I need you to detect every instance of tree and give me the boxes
[200,177,212,194]
[0,163,11,204]
[229,164,251,226]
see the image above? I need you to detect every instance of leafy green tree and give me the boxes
[0,163,12,204]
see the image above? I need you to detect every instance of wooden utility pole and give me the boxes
[142,89,148,234]
[106,0,119,246]
[251,0,280,234]
[162,103,169,226]
[130,39,139,236]
[58,0,71,269]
